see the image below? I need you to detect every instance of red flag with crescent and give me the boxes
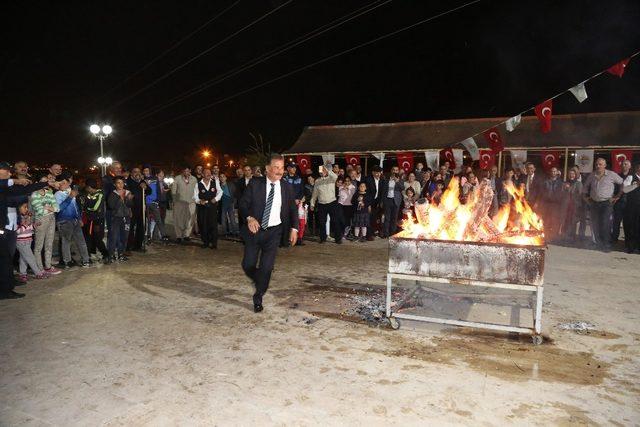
[345,154,360,167]
[296,155,311,171]
[483,127,504,153]
[611,149,633,173]
[396,152,414,173]
[541,150,561,171]
[478,149,495,170]
[607,58,630,77]
[440,148,456,170]
[534,99,553,133]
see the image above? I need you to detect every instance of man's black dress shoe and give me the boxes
[0,291,25,300]
[254,304,263,313]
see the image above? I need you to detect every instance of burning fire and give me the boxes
[399,177,544,246]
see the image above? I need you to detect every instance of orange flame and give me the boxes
[399,177,544,246]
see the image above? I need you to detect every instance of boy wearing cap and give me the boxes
[55,177,91,268]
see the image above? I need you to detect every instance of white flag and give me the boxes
[575,149,594,173]
[321,154,335,165]
[373,152,385,167]
[505,114,522,132]
[569,82,588,103]
[510,150,527,170]
[424,150,439,171]
[453,149,464,173]
[460,137,479,161]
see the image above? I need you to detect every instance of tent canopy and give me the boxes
[286,111,640,155]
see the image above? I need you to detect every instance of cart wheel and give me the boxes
[389,317,400,330]
[532,335,543,346]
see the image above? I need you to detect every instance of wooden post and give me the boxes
[364,156,369,176]
[498,151,503,176]
[563,147,569,180]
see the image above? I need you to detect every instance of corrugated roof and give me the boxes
[286,111,640,154]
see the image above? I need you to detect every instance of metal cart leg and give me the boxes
[534,286,543,335]
[386,274,392,318]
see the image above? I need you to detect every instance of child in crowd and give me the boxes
[107,177,134,262]
[338,176,356,238]
[431,180,445,205]
[82,178,110,263]
[403,187,417,219]
[351,182,372,242]
[16,202,49,282]
[29,175,61,275]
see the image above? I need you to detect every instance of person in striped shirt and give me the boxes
[29,175,61,275]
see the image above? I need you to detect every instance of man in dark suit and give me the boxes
[239,154,299,313]
[379,165,405,237]
[1,162,49,299]
[235,165,253,230]
[364,165,385,240]
[524,162,545,209]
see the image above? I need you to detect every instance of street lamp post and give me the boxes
[90,124,113,176]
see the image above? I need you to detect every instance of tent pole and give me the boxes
[364,157,368,176]
[563,147,569,180]
[498,151,503,176]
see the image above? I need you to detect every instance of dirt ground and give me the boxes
[0,237,639,426]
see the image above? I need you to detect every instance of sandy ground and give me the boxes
[0,237,639,426]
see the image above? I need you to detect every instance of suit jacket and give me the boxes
[235,177,252,199]
[364,176,384,207]
[379,177,405,207]
[239,177,299,231]
[524,173,544,205]
[0,179,48,229]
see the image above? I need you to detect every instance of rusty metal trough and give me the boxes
[385,234,547,344]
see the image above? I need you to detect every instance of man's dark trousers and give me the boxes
[0,231,17,293]
[590,201,613,248]
[197,203,218,247]
[241,224,281,305]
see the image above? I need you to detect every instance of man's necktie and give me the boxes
[261,183,275,229]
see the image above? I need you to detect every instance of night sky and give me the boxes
[2,0,640,168]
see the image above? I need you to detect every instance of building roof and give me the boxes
[286,111,640,155]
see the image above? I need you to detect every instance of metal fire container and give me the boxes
[388,236,545,286]
[386,235,547,344]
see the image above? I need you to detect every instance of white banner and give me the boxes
[460,137,479,161]
[373,152,385,167]
[321,154,335,165]
[569,82,588,103]
[575,149,594,173]
[453,148,464,173]
[510,150,527,170]
[505,114,522,132]
[424,150,440,171]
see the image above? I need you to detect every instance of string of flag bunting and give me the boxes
[296,52,639,175]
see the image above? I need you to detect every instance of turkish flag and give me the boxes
[296,155,311,171]
[534,99,553,133]
[611,149,633,173]
[478,149,495,170]
[483,127,504,153]
[607,58,630,77]
[345,154,360,167]
[397,152,414,173]
[440,148,456,170]
[541,150,561,171]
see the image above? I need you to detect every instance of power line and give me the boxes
[104,0,294,112]
[89,1,240,108]
[122,0,392,127]
[129,0,482,137]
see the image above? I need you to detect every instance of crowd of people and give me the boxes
[1,154,638,300]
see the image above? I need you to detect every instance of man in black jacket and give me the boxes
[126,167,151,251]
[364,166,385,240]
[239,155,299,313]
[235,165,253,230]
[0,162,49,299]
[379,166,405,237]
